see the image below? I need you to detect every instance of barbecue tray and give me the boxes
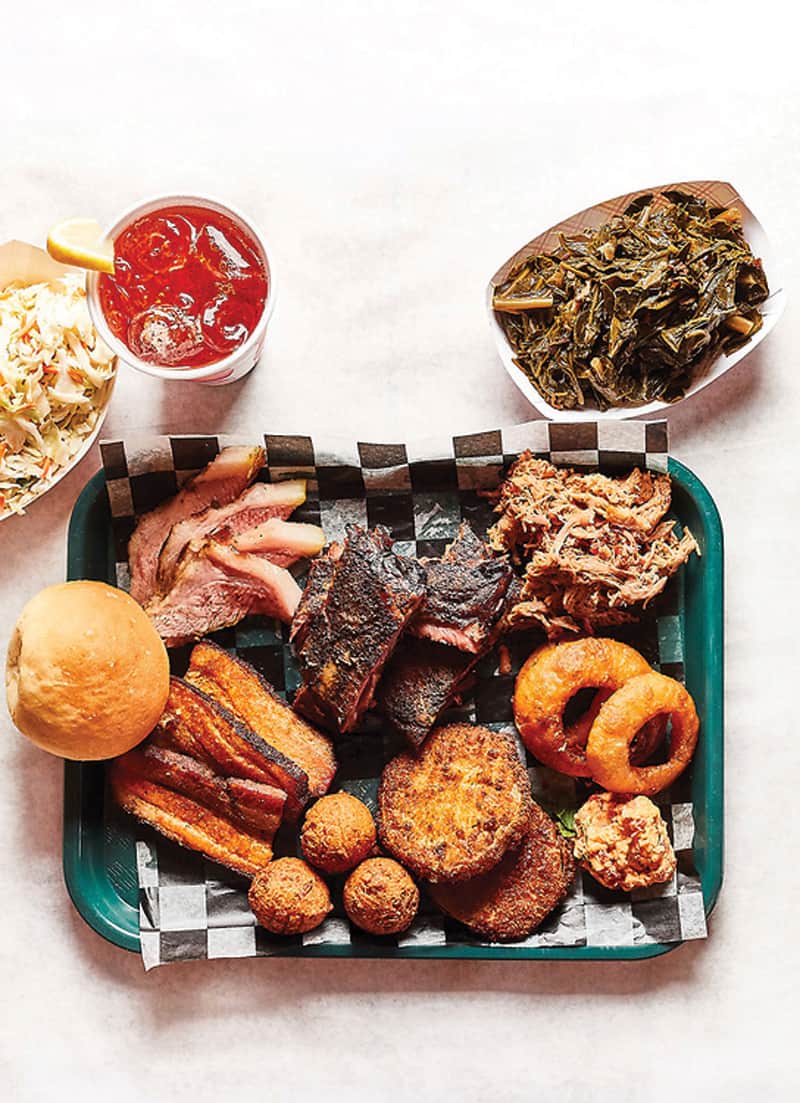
[63,455,723,960]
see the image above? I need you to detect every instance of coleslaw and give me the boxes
[0,273,115,516]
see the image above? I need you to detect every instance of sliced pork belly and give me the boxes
[186,640,337,806]
[129,445,265,605]
[110,762,276,877]
[291,525,427,733]
[230,518,325,567]
[146,541,301,646]
[156,479,308,591]
[152,676,310,816]
[118,744,287,838]
[409,522,513,653]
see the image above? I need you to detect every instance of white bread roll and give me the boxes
[6,581,170,760]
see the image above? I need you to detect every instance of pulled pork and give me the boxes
[488,454,698,638]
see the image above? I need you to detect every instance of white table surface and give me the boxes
[2,1,799,1097]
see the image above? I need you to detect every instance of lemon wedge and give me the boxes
[46,218,115,274]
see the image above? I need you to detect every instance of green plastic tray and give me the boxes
[63,459,723,960]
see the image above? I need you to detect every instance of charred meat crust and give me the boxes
[378,723,533,883]
[409,522,513,653]
[375,636,477,751]
[429,801,576,940]
[186,640,337,803]
[288,556,335,652]
[154,675,310,817]
[291,525,427,733]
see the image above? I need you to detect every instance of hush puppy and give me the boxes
[248,857,332,935]
[343,858,419,935]
[301,792,376,874]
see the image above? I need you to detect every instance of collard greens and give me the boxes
[493,191,770,410]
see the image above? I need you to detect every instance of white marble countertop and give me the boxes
[2,1,798,1097]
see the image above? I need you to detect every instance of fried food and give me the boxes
[248,857,333,935]
[488,455,698,638]
[586,671,699,795]
[300,792,377,874]
[430,802,575,941]
[574,793,676,892]
[513,638,662,776]
[378,723,532,883]
[343,858,419,935]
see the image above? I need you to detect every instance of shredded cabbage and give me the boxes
[0,274,115,516]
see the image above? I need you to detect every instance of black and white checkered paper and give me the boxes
[100,420,707,970]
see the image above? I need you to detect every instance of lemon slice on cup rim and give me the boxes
[46,218,115,274]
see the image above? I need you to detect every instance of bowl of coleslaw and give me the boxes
[0,241,116,521]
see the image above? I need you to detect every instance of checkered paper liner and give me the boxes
[99,419,707,970]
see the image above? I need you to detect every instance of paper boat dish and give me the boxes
[486,180,785,421]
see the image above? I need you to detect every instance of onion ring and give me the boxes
[571,688,666,766]
[585,671,699,795]
[513,638,659,777]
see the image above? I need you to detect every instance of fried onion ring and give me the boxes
[513,638,658,777]
[585,672,699,795]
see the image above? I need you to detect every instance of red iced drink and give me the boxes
[98,205,268,368]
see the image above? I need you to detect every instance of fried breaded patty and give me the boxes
[378,723,532,883]
[429,801,576,940]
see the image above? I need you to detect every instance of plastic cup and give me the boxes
[86,194,275,385]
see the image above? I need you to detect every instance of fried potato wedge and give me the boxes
[378,723,532,883]
[430,802,576,940]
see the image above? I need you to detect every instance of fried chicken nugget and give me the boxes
[378,723,532,883]
[429,802,576,941]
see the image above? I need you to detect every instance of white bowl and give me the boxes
[86,194,276,386]
[487,180,786,421]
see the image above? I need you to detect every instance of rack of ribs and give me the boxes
[290,525,427,733]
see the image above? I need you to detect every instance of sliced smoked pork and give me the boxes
[129,445,264,605]
[145,541,302,646]
[186,640,337,806]
[156,479,308,592]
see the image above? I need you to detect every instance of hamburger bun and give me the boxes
[6,581,170,760]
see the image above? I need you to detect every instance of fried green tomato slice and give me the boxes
[378,723,532,884]
[429,801,576,941]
